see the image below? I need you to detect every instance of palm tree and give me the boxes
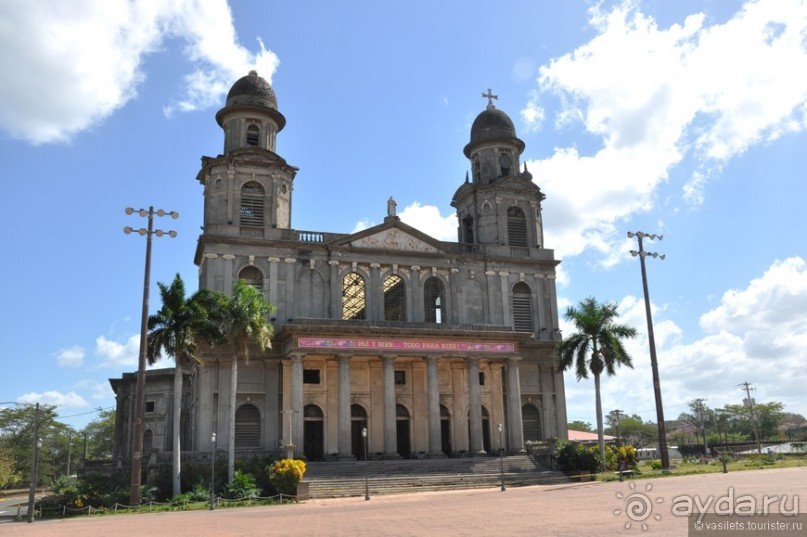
[147,274,221,497]
[219,279,275,483]
[555,297,637,470]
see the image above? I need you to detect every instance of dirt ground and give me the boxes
[1,467,804,536]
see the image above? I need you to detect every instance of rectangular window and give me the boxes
[303,369,321,384]
[145,401,155,413]
[479,372,485,386]
[395,371,406,385]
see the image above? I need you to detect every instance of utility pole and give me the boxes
[627,231,670,472]
[612,410,624,482]
[739,382,762,455]
[27,403,41,523]
[124,206,179,506]
[66,432,72,477]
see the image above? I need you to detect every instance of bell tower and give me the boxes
[452,90,545,253]
[197,71,298,239]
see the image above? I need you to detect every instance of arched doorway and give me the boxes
[351,404,368,459]
[396,404,411,458]
[522,404,541,442]
[303,404,324,461]
[440,405,452,456]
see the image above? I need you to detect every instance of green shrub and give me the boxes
[267,459,306,495]
[556,441,601,474]
[649,459,662,470]
[225,470,260,499]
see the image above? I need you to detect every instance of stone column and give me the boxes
[382,355,398,457]
[290,354,304,456]
[337,354,354,460]
[426,356,443,457]
[467,357,484,455]
[506,356,525,453]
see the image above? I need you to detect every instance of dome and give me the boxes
[216,70,286,130]
[225,70,278,109]
[463,104,524,157]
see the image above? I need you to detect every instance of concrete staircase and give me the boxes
[304,454,568,498]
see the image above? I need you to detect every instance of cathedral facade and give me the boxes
[112,72,568,464]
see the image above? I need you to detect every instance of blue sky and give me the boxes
[1,0,805,431]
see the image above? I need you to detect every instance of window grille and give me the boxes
[238,266,263,290]
[342,273,366,320]
[240,182,264,228]
[396,404,410,418]
[246,124,260,146]
[235,404,261,448]
[512,282,533,332]
[351,404,367,419]
[384,274,406,321]
[522,404,541,442]
[394,371,406,385]
[304,404,323,419]
[507,206,528,247]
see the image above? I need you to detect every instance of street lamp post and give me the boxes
[627,231,670,473]
[27,403,41,523]
[362,427,369,500]
[124,206,178,506]
[498,424,505,491]
[210,432,217,510]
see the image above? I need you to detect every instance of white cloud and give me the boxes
[0,0,279,144]
[562,257,807,425]
[74,379,114,401]
[95,334,140,368]
[520,90,545,133]
[399,202,456,241]
[55,345,86,368]
[17,391,89,409]
[350,202,456,242]
[528,0,807,261]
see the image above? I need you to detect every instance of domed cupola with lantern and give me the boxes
[452,90,545,254]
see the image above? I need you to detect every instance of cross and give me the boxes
[482,88,498,106]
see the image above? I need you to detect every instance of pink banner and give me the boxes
[297,337,515,354]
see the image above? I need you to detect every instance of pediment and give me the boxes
[350,227,442,253]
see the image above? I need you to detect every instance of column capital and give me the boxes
[508,355,523,363]
[336,353,351,361]
[382,354,397,364]
[289,353,304,363]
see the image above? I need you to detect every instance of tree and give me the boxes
[147,273,222,497]
[81,408,116,460]
[567,420,594,432]
[605,413,656,450]
[555,297,637,470]
[217,279,275,483]
[0,404,68,486]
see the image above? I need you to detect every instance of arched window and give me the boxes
[512,282,533,332]
[424,277,444,323]
[462,215,474,245]
[342,273,366,320]
[238,266,263,290]
[507,206,528,247]
[240,182,264,228]
[246,124,260,147]
[235,403,261,448]
[383,274,406,321]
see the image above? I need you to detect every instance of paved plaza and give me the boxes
[1,467,804,536]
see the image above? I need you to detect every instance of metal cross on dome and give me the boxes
[482,88,498,107]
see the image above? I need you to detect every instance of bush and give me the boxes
[225,470,260,499]
[604,444,639,471]
[267,459,306,495]
[649,459,663,470]
[556,441,601,474]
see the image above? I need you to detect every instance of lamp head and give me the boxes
[125,207,134,215]
[123,226,133,234]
